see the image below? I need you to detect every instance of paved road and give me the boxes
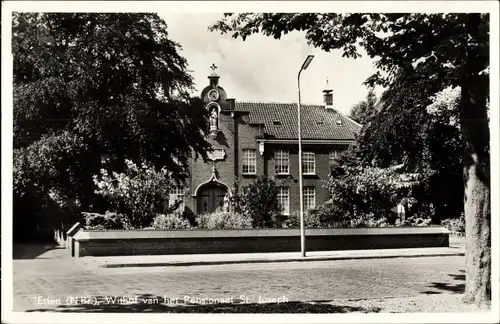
[11,245,466,312]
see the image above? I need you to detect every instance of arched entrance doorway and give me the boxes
[197,183,228,215]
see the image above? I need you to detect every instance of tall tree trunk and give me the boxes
[460,15,490,306]
[461,82,491,307]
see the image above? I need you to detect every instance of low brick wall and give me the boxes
[72,227,450,257]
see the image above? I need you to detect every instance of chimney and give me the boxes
[227,98,235,111]
[323,89,334,109]
[323,78,334,109]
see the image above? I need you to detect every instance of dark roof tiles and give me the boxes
[234,101,361,140]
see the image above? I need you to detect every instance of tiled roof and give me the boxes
[234,102,361,140]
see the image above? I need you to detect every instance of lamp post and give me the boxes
[297,55,314,258]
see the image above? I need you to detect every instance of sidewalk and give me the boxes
[80,244,465,269]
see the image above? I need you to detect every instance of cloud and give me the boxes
[159,12,381,115]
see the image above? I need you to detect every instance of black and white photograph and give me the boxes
[1,1,499,323]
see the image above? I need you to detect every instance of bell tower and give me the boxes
[208,63,219,88]
[201,64,228,137]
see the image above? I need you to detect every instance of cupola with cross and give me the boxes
[200,64,230,136]
[201,63,228,106]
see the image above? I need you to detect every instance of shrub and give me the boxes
[348,212,432,228]
[93,159,182,228]
[324,163,422,225]
[83,211,125,230]
[281,207,394,229]
[196,212,253,230]
[307,205,352,228]
[230,177,284,228]
[282,210,323,229]
[151,213,192,230]
[400,214,432,227]
[441,213,465,236]
[87,224,107,230]
[349,213,390,228]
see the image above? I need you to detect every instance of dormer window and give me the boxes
[273,121,281,125]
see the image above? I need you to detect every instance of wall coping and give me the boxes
[66,222,81,236]
[73,227,450,242]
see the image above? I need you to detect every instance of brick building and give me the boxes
[171,66,361,217]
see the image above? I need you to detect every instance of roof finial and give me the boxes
[211,164,219,180]
[323,76,333,95]
[210,63,218,76]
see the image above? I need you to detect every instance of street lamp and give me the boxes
[297,54,314,257]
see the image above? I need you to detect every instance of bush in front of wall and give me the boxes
[229,177,284,228]
[196,211,253,230]
[281,210,323,229]
[150,213,192,230]
[441,213,465,236]
[93,159,183,229]
[83,210,125,230]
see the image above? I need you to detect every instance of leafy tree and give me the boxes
[325,163,422,224]
[13,131,87,238]
[349,87,378,125]
[353,68,464,224]
[423,85,465,222]
[210,13,490,306]
[13,13,211,232]
[426,85,462,128]
[93,159,181,228]
[356,68,442,168]
[230,177,284,228]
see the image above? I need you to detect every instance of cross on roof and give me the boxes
[326,77,329,88]
[210,63,217,72]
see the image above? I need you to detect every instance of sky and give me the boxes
[158,13,382,115]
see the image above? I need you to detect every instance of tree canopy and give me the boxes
[210,12,490,306]
[13,13,211,233]
[349,87,378,125]
[210,13,488,87]
[342,68,465,224]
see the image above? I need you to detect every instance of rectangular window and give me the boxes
[274,149,290,174]
[242,149,257,174]
[169,186,185,210]
[303,187,316,211]
[302,152,315,175]
[277,187,290,215]
[329,150,341,165]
